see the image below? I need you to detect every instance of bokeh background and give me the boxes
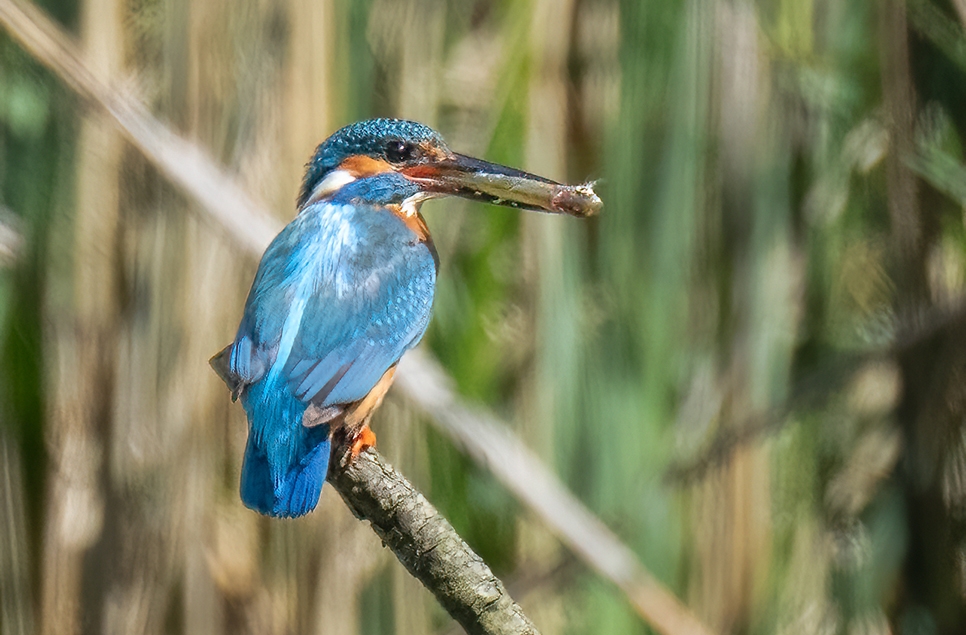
[4,0,966,633]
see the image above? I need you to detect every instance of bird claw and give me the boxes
[339,426,376,467]
[351,425,377,457]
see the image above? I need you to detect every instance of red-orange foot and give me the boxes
[349,425,377,459]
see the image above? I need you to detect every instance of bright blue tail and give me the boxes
[239,377,331,518]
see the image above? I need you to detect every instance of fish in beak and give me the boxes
[402,153,602,218]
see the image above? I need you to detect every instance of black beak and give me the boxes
[402,153,601,218]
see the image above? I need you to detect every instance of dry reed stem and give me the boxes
[397,350,716,635]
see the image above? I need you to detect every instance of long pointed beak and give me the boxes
[402,153,601,218]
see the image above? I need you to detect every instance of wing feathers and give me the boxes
[228,202,436,411]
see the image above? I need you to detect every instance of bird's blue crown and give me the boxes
[298,119,448,208]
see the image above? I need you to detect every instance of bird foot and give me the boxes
[349,426,377,460]
[332,425,377,469]
[339,425,376,469]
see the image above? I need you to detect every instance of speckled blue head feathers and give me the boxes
[298,119,449,208]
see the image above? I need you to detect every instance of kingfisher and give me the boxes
[210,118,600,517]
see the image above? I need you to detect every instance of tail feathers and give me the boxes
[240,424,331,518]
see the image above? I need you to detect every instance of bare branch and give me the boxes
[397,350,715,635]
[330,448,539,635]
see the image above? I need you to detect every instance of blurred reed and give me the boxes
[5,0,966,634]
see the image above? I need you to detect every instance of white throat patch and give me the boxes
[400,191,436,217]
[306,170,356,206]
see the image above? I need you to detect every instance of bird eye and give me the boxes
[385,140,416,163]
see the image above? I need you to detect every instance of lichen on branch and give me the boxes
[328,447,539,635]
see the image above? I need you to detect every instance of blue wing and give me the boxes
[283,258,435,407]
[216,201,436,516]
[227,201,436,405]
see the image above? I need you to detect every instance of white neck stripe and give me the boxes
[305,170,356,206]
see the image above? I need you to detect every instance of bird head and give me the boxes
[298,118,601,218]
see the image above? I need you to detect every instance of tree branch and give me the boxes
[396,351,716,635]
[329,447,539,635]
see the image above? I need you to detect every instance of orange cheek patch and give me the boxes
[339,155,394,177]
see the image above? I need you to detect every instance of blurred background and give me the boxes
[4,0,966,633]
